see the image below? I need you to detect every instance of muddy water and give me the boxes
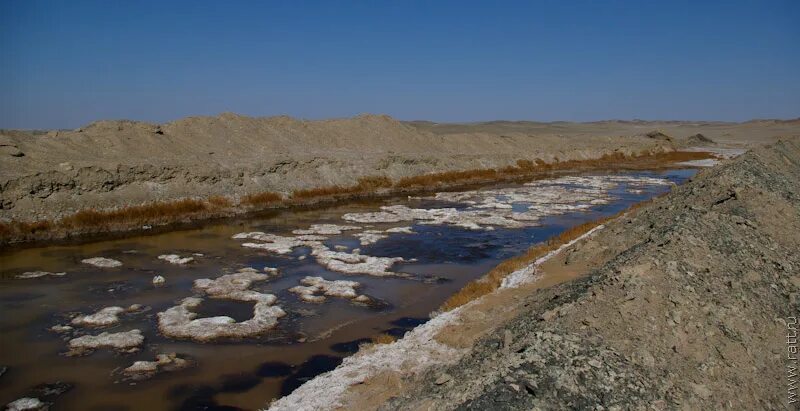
[0,169,695,410]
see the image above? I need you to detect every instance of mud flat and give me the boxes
[269,139,800,410]
[4,114,797,245]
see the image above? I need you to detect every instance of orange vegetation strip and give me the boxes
[438,199,654,312]
[0,151,711,245]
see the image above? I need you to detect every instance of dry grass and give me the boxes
[355,175,393,190]
[394,168,499,188]
[60,199,208,229]
[240,191,283,207]
[291,176,392,200]
[0,220,53,239]
[439,199,655,312]
[207,195,233,208]
[0,198,211,243]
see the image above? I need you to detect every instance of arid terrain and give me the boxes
[2,114,798,245]
[1,115,799,411]
[269,139,800,411]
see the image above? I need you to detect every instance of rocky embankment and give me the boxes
[270,139,800,410]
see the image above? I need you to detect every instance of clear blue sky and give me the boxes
[1,0,798,129]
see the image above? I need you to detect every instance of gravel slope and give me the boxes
[381,139,800,410]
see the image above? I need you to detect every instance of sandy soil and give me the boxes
[2,114,797,223]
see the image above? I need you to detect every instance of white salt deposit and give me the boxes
[49,324,73,333]
[72,306,126,327]
[352,226,415,245]
[386,226,415,234]
[16,271,66,279]
[236,232,321,254]
[289,276,368,303]
[81,257,122,268]
[353,230,388,246]
[68,329,144,355]
[292,224,361,235]
[6,397,45,411]
[501,224,606,288]
[267,296,469,411]
[123,353,191,379]
[676,159,719,167]
[193,271,275,303]
[343,175,671,232]
[158,270,285,341]
[158,254,195,265]
[310,244,409,277]
[233,228,411,277]
[157,297,285,341]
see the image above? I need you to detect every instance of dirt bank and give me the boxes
[3,114,797,245]
[268,139,800,410]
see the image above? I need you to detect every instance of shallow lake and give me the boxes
[0,169,695,410]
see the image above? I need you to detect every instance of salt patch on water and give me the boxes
[122,353,191,380]
[158,269,285,341]
[6,397,46,411]
[81,257,122,268]
[233,228,412,277]
[158,254,195,265]
[344,175,670,231]
[292,224,361,235]
[236,174,672,279]
[16,271,66,279]
[235,232,325,254]
[71,305,140,327]
[352,226,417,245]
[310,244,410,278]
[386,226,414,234]
[289,276,369,303]
[68,329,144,355]
[353,230,388,246]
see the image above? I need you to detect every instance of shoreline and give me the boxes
[0,150,713,248]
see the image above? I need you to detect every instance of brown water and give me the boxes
[0,170,696,410]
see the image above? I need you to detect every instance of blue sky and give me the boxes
[1,0,798,129]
